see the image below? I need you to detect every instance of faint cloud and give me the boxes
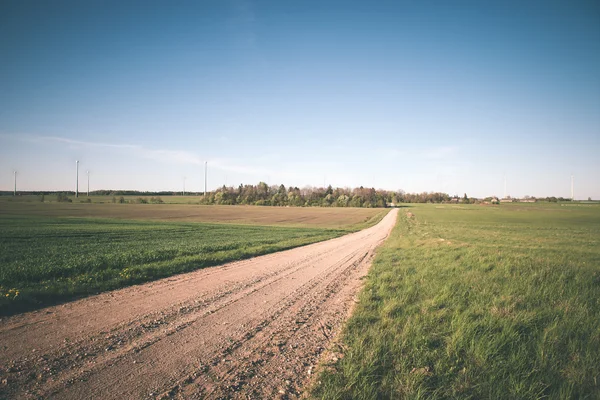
[378,146,458,160]
[0,133,339,187]
[210,157,272,176]
[379,148,407,159]
[2,134,204,165]
[2,133,287,178]
[422,146,459,159]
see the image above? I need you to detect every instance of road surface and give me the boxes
[0,208,398,399]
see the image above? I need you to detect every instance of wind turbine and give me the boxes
[87,170,90,196]
[204,161,208,196]
[13,170,17,196]
[76,160,79,198]
[183,176,186,196]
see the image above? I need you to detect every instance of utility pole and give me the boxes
[183,176,186,196]
[87,170,90,196]
[204,161,207,196]
[13,170,16,196]
[571,175,574,201]
[76,160,79,198]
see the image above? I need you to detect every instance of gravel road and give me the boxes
[0,208,398,399]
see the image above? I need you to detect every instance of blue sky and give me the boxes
[1,0,598,198]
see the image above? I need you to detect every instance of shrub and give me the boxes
[57,193,72,203]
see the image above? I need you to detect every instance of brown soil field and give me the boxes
[0,202,387,229]
[0,208,399,399]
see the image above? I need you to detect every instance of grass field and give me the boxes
[0,203,387,315]
[0,194,201,204]
[312,203,600,399]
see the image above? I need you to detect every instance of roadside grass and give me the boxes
[312,203,600,399]
[0,215,353,315]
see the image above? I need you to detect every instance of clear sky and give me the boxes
[1,0,598,199]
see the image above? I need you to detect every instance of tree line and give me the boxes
[1,186,590,207]
[197,183,454,208]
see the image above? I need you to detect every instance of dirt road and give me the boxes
[0,208,398,399]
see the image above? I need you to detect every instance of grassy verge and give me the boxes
[0,215,351,316]
[312,204,600,399]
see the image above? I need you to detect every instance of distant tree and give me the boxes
[257,182,269,200]
[337,194,349,207]
[57,193,72,203]
[349,195,362,208]
[105,181,457,208]
[463,193,470,204]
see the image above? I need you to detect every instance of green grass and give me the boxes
[312,203,600,399]
[0,215,351,316]
[0,194,202,204]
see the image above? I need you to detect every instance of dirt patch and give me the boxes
[0,203,386,229]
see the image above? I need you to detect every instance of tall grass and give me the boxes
[312,204,600,399]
